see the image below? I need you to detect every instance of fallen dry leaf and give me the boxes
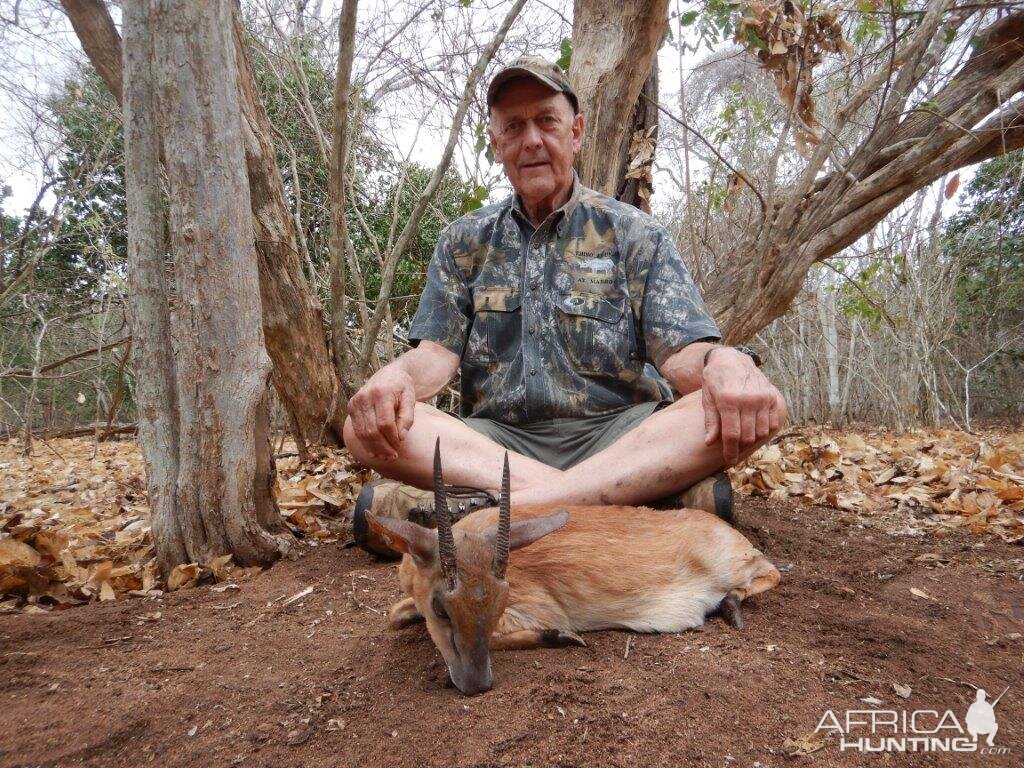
[893,683,912,699]
[782,733,826,756]
[0,437,371,611]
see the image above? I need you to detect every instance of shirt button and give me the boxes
[528,326,536,335]
[530,368,537,375]
[530,282,538,291]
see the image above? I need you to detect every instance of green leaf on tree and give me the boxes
[556,37,572,71]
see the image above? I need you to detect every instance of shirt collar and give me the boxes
[510,171,581,235]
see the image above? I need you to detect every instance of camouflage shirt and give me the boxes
[408,176,721,425]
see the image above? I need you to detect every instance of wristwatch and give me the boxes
[703,344,763,368]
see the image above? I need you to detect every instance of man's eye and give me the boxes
[504,122,521,136]
[539,116,558,128]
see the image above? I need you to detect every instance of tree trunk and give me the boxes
[61,0,345,447]
[570,0,668,200]
[123,0,294,574]
[122,0,184,572]
[711,8,1024,343]
[329,0,359,390]
[615,63,659,212]
[230,9,345,446]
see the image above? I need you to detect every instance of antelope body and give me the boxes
[367,442,780,695]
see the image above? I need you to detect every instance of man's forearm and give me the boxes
[389,341,459,401]
[657,341,720,395]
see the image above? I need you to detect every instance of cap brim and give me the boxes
[487,68,571,107]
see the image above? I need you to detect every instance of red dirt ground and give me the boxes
[1,496,1022,767]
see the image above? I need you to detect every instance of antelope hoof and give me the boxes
[717,592,744,629]
[540,629,587,648]
[387,597,424,630]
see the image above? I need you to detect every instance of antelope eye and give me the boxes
[432,595,449,621]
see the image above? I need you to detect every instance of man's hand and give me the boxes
[701,348,784,466]
[347,366,418,461]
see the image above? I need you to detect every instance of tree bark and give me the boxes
[60,0,123,97]
[122,0,295,573]
[154,0,290,568]
[569,0,668,198]
[710,9,1024,343]
[231,9,345,446]
[60,0,345,447]
[122,0,185,572]
[329,0,359,392]
[616,62,659,212]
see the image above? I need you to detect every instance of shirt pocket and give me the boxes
[554,290,639,376]
[465,286,522,364]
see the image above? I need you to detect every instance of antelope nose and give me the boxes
[457,671,493,696]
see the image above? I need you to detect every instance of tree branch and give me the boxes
[356,0,528,373]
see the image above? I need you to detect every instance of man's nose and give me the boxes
[520,119,543,149]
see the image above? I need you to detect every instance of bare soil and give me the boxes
[1,497,1022,768]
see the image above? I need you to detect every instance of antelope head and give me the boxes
[366,439,568,695]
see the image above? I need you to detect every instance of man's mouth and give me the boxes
[520,161,549,169]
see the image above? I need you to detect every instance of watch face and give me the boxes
[735,346,763,367]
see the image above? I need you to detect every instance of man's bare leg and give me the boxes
[512,390,768,505]
[343,402,563,493]
[343,391,782,506]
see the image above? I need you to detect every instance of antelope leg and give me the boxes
[490,629,587,651]
[387,597,424,630]
[716,590,744,629]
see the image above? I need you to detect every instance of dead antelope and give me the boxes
[366,440,780,695]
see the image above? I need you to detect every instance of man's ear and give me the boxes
[571,111,585,155]
[365,513,437,566]
[488,126,503,164]
[483,510,570,551]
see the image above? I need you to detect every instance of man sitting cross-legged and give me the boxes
[343,56,787,557]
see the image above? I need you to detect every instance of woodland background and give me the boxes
[1,5,1022,762]
[0,0,1022,578]
[1,0,1020,446]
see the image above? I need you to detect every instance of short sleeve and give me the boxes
[407,230,471,355]
[641,229,721,369]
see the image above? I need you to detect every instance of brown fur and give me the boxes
[379,503,780,694]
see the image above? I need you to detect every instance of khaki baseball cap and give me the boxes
[487,55,579,113]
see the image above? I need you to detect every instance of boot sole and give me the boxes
[352,483,402,560]
[712,473,735,525]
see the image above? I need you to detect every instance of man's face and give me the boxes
[488,78,585,207]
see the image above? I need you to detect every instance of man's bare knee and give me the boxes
[658,390,701,413]
[342,414,375,467]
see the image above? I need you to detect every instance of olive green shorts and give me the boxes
[461,399,672,471]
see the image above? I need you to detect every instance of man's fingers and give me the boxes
[373,397,401,456]
[739,408,756,447]
[719,405,741,465]
[755,397,771,440]
[703,389,720,445]
[351,405,382,457]
[396,385,416,437]
[769,395,782,433]
[357,405,392,459]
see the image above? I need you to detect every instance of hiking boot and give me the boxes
[649,471,734,524]
[352,478,497,559]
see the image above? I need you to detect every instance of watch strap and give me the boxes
[703,345,762,368]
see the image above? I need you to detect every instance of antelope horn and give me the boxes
[433,438,458,591]
[493,451,511,579]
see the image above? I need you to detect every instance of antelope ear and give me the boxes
[365,514,437,566]
[506,510,570,551]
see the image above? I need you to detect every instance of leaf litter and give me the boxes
[1,437,370,613]
[732,425,1024,543]
[2,425,1021,613]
